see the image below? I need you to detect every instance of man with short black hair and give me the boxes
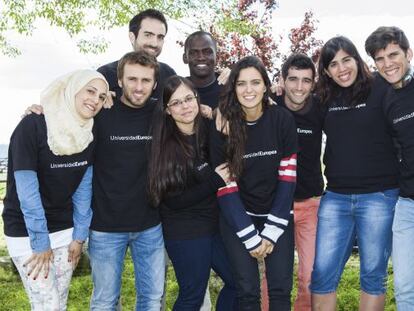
[184,31,220,110]
[261,53,324,311]
[365,26,414,310]
[98,9,175,101]
[278,54,324,311]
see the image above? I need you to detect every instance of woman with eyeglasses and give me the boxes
[2,69,108,310]
[210,56,298,310]
[147,75,237,310]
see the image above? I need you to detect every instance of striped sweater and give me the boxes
[210,105,298,250]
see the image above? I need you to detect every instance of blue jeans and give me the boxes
[311,189,398,295]
[88,224,165,311]
[165,233,237,311]
[393,196,414,310]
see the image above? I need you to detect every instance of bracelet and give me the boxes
[74,239,85,245]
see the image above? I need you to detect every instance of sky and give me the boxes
[0,0,413,144]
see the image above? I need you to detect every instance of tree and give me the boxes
[0,0,225,56]
[1,0,324,78]
[286,11,323,64]
[206,1,323,80]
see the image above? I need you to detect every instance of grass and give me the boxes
[0,250,398,310]
[0,180,398,310]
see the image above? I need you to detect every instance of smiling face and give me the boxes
[325,49,358,88]
[118,63,156,108]
[184,34,216,80]
[166,83,199,134]
[130,17,166,57]
[74,79,108,120]
[235,67,266,120]
[374,42,413,88]
[283,67,314,111]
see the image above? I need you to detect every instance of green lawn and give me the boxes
[0,250,398,310]
[0,180,398,310]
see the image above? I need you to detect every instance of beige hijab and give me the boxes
[41,69,109,156]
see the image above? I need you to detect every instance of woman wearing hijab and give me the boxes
[2,69,108,310]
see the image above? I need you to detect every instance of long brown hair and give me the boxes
[219,56,272,178]
[147,76,205,207]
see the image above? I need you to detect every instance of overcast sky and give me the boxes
[1,0,413,143]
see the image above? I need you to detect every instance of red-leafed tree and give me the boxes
[204,1,324,80]
[286,11,324,64]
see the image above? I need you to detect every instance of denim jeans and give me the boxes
[310,189,398,295]
[392,196,414,310]
[165,233,237,311]
[88,224,165,311]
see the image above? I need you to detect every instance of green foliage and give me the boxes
[0,0,231,56]
[0,187,5,201]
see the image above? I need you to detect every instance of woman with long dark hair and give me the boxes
[310,36,399,310]
[2,69,108,310]
[210,56,298,310]
[147,75,237,310]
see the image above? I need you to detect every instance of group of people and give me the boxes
[2,7,414,311]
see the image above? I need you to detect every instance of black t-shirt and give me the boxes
[323,75,399,193]
[276,95,325,199]
[160,129,225,240]
[383,78,414,198]
[191,75,222,110]
[210,105,298,215]
[2,114,94,237]
[91,98,160,232]
[98,60,176,101]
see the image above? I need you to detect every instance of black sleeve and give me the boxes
[97,62,121,97]
[279,108,298,157]
[208,118,227,167]
[10,115,39,171]
[165,63,176,76]
[163,169,225,210]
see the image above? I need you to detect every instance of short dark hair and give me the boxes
[184,31,217,53]
[117,51,159,81]
[365,26,410,58]
[129,9,168,37]
[281,53,316,81]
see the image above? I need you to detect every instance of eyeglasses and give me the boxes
[167,94,197,108]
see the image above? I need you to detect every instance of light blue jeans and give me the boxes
[88,224,165,311]
[392,196,414,311]
[311,189,398,295]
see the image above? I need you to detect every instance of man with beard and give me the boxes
[89,51,165,310]
[98,9,175,101]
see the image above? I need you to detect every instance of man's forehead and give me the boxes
[188,35,215,50]
[124,63,155,77]
[139,17,166,35]
[287,67,313,78]
[376,42,404,55]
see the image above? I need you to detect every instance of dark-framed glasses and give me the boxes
[167,94,197,108]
